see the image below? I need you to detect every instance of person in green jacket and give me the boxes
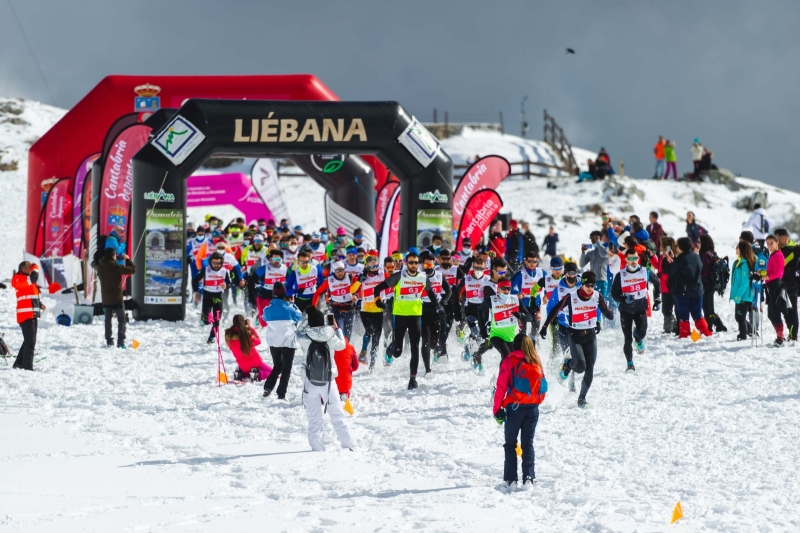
[730,241,756,340]
[663,140,678,180]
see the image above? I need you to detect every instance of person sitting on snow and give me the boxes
[225,314,272,381]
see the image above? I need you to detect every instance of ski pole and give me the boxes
[216,310,227,378]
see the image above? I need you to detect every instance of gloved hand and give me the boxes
[494,408,506,425]
[539,326,548,339]
[595,323,601,334]
[375,298,385,309]
[624,295,634,305]
[436,306,446,320]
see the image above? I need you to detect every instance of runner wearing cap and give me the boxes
[312,260,361,341]
[458,256,490,371]
[457,238,474,265]
[420,251,451,372]
[391,251,404,272]
[356,254,386,370]
[352,228,365,248]
[480,277,531,360]
[379,256,397,366]
[544,259,580,364]
[307,232,328,264]
[249,249,287,325]
[540,271,614,407]
[610,247,650,372]
[344,246,364,277]
[436,249,464,360]
[325,227,353,258]
[511,251,545,342]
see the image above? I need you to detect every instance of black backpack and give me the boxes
[91,235,108,267]
[305,340,332,386]
[710,255,730,296]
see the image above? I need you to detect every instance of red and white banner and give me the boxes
[379,186,401,259]
[72,153,100,256]
[456,189,503,250]
[375,178,399,233]
[43,178,73,257]
[251,159,290,225]
[99,125,151,251]
[451,156,510,231]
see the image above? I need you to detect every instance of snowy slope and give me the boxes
[3,101,800,532]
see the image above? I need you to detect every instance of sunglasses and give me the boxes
[407,261,419,265]
[270,257,281,262]
[566,272,578,276]
[525,258,539,263]
[367,264,379,270]
[298,260,309,266]
[334,268,345,273]
[583,283,596,288]
[496,270,507,276]
[472,266,485,271]
[552,267,563,272]
[626,256,639,262]
[499,286,511,291]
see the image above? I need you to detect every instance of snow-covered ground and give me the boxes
[3,99,800,532]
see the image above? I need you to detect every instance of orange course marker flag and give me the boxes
[516,443,522,457]
[690,329,701,342]
[131,339,140,350]
[671,501,683,524]
[218,372,228,385]
[343,397,354,415]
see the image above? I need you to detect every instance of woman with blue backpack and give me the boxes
[492,333,547,488]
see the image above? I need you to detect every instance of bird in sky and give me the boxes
[566,48,575,54]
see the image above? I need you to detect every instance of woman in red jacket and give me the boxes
[225,315,272,381]
[492,334,546,488]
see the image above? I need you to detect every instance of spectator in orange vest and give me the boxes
[11,261,45,370]
[653,136,665,179]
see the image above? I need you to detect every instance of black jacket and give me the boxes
[611,267,650,314]
[96,257,136,307]
[668,251,704,298]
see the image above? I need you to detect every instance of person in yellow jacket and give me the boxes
[356,254,385,370]
[12,262,45,370]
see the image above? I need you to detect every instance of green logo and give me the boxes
[164,127,188,154]
[419,190,448,203]
[143,189,176,203]
[322,160,344,173]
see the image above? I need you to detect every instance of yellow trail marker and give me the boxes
[671,501,683,524]
[343,397,354,415]
[690,329,701,342]
[218,372,228,384]
[131,339,140,350]
[516,443,522,457]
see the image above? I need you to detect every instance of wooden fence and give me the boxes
[454,159,574,181]
[543,110,579,175]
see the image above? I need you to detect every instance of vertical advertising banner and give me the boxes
[451,156,510,232]
[43,178,73,258]
[143,209,184,305]
[99,125,152,251]
[456,189,503,250]
[375,179,399,233]
[72,153,100,255]
[416,209,453,250]
[251,159,290,224]
[379,187,401,259]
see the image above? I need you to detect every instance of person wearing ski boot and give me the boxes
[334,336,359,401]
[659,236,679,335]
[11,261,44,371]
[436,248,464,360]
[302,307,356,451]
[540,271,613,407]
[611,247,650,372]
[261,282,302,399]
[373,251,442,390]
[762,235,787,347]
[225,314,272,381]
[774,228,799,342]
[730,241,756,341]
[285,249,324,314]
[420,251,451,370]
[481,277,531,360]
[545,261,582,359]
[511,251,545,342]
[249,249,287,326]
[356,255,385,369]
[312,261,360,341]
[667,237,712,339]
[699,235,727,333]
[193,252,231,344]
[493,334,546,488]
[96,247,136,348]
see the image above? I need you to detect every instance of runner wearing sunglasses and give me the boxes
[285,250,324,313]
[248,249,287,325]
[480,278,531,360]
[511,251,545,342]
[611,248,650,372]
[545,261,583,371]
[540,271,614,407]
[356,255,385,370]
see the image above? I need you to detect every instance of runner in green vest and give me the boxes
[480,278,531,361]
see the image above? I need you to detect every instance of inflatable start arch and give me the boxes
[133,99,453,321]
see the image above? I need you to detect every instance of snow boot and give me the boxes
[652,300,661,312]
[709,314,727,332]
[678,321,691,339]
[408,377,418,391]
[695,318,713,337]
[263,387,272,398]
[207,332,216,344]
[250,367,261,382]
[233,368,249,381]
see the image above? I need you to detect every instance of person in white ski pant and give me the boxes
[303,308,356,451]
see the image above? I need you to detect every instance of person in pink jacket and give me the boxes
[225,314,273,380]
[763,236,787,346]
